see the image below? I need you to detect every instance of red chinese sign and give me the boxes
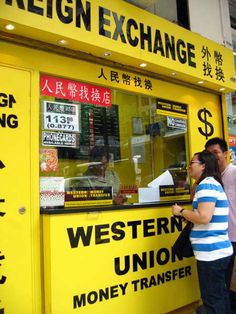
[40,75,111,107]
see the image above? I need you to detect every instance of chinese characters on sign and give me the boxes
[98,68,153,90]
[201,46,225,82]
[40,75,112,107]
[42,101,81,149]
[43,101,80,132]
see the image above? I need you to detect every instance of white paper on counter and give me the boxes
[138,187,160,203]
[147,170,174,188]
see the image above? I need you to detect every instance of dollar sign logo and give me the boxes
[0,160,5,169]
[198,108,214,140]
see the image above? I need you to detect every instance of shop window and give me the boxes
[39,75,190,209]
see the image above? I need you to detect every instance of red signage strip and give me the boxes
[229,135,236,147]
[40,75,112,107]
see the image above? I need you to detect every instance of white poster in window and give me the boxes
[43,101,80,132]
[40,177,65,207]
[42,131,79,148]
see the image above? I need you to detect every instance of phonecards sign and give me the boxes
[167,117,187,130]
[42,131,79,148]
[43,101,80,132]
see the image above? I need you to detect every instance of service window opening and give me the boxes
[39,75,191,209]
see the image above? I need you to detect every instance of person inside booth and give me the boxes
[83,146,126,205]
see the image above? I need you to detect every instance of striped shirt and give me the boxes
[190,177,233,261]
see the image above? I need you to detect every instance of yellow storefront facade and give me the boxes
[0,1,235,313]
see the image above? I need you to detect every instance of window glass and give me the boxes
[39,75,190,208]
[227,92,236,164]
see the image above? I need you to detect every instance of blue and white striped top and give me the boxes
[190,177,233,261]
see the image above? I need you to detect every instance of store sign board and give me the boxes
[1,0,235,90]
[40,75,112,107]
[156,98,188,119]
[43,209,200,314]
[160,185,190,201]
[43,101,80,132]
[64,186,113,207]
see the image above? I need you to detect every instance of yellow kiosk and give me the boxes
[0,1,235,313]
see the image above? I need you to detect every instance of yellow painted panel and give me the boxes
[0,65,33,313]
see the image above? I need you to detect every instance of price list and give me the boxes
[58,104,121,160]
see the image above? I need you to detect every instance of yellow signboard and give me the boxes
[43,207,200,314]
[0,0,235,92]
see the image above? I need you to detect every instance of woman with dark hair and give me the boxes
[172,151,233,314]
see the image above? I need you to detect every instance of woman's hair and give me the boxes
[195,150,223,186]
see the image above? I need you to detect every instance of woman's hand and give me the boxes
[172,202,214,224]
[172,203,183,216]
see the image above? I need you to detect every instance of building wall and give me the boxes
[188,0,232,47]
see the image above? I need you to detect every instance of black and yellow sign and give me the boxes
[65,186,113,207]
[156,98,188,119]
[1,0,235,91]
[42,208,200,314]
[160,185,190,201]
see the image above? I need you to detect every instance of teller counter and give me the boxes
[41,201,201,314]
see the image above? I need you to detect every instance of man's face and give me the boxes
[206,144,227,169]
